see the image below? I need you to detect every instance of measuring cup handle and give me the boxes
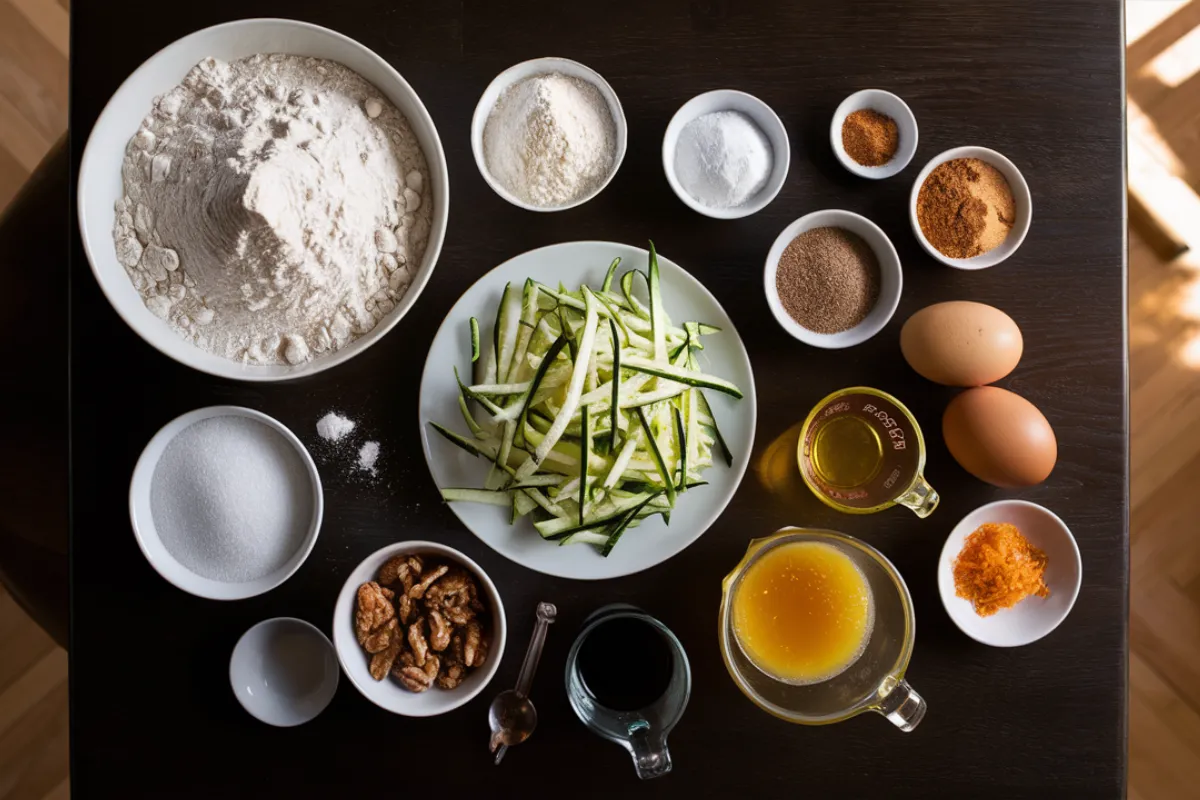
[896,476,939,518]
[876,679,927,732]
[628,728,673,780]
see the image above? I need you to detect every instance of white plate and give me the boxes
[419,242,757,580]
[937,500,1082,647]
[77,18,449,381]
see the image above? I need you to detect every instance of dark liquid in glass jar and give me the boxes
[577,617,674,711]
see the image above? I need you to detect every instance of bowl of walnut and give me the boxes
[333,541,506,716]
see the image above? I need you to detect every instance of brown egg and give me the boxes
[943,386,1057,487]
[900,301,1023,387]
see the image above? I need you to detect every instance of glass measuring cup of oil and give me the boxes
[718,528,926,731]
[798,386,939,517]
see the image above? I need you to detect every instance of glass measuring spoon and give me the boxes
[488,602,556,765]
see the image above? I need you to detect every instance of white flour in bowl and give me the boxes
[112,54,433,365]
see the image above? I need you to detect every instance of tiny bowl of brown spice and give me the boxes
[764,209,902,349]
[937,499,1081,647]
[911,146,1032,269]
[333,541,507,716]
[830,89,918,179]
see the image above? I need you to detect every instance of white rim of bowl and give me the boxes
[662,89,791,220]
[938,500,1082,647]
[763,209,902,348]
[128,405,324,600]
[332,541,507,716]
[470,57,627,212]
[77,18,450,381]
[229,617,338,727]
[908,146,1032,270]
[829,89,919,179]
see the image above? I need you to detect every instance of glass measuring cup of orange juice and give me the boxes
[798,387,939,518]
[718,528,926,731]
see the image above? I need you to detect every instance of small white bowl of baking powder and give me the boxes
[472,57,627,212]
[663,89,790,220]
[130,405,323,600]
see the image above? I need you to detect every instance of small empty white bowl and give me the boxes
[471,57,627,212]
[938,500,1082,647]
[763,209,902,348]
[333,541,507,717]
[830,89,918,179]
[663,89,790,219]
[230,617,339,727]
[129,406,323,600]
[910,146,1033,269]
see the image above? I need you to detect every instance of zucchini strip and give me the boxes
[674,405,687,492]
[648,241,667,363]
[458,394,485,438]
[636,406,677,508]
[514,334,569,446]
[608,317,621,450]
[429,421,498,459]
[621,355,744,398]
[526,289,601,474]
[441,488,511,506]
[696,390,734,467]
[470,317,480,363]
[601,256,621,293]
[602,492,664,557]
[579,404,590,525]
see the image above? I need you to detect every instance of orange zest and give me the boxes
[953,522,1049,617]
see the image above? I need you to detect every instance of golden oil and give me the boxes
[810,415,883,489]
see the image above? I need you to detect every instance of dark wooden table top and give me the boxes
[69,1,1128,796]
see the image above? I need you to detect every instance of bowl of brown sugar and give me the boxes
[910,146,1032,269]
[764,209,902,349]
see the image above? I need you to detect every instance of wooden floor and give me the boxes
[2,1,1200,798]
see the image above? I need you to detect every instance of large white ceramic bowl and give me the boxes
[77,18,450,381]
[471,57,627,212]
[937,499,1082,647]
[662,89,790,220]
[909,146,1031,270]
[333,542,507,717]
[763,210,903,349]
[129,405,324,600]
[419,241,757,580]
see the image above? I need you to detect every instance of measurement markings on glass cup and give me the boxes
[863,403,907,450]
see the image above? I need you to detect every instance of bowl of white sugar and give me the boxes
[472,57,627,211]
[130,406,323,600]
[663,89,790,219]
[78,19,449,381]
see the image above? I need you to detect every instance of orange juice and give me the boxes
[732,541,874,684]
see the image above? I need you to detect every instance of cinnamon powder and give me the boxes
[917,158,1016,259]
[841,109,899,167]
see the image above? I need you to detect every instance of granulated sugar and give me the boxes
[357,441,381,475]
[316,411,356,443]
[150,415,313,582]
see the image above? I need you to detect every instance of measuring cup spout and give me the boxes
[628,727,672,779]
[896,476,939,518]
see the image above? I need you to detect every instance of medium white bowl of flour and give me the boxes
[78,19,449,380]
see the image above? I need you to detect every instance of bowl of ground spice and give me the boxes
[764,209,902,348]
[911,146,1032,269]
[830,89,918,179]
[937,500,1081,647]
